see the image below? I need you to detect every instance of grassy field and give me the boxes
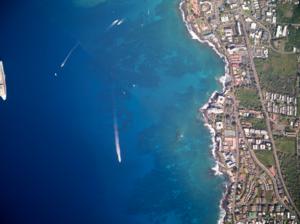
[236,88,261,110]
[255,151,275,168]
[276,136,300,210]
[275,137,296,154]
[248,118,266,130]
[255,50,298,95]
[277,3,300,24]
[241,117,267,130]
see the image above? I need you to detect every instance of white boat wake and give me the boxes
[107,18,125,31]
[60,42,80,68]
[113,112,122,163]
[116,18,124,26]
[107,19,119,30]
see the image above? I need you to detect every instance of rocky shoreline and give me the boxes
[179,1,232,223]
[179,0,300,222]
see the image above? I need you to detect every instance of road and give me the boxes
[231,104,240,223]
[230,91,290,213]
[239,15,300,217]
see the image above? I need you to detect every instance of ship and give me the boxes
[0,61,7,100]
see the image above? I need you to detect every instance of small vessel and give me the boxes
[111,19,119,26]
[0,61,7,100]
[117,19,124,26]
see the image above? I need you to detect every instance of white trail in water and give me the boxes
[60,42,80,68]
[106,18,125,31]
[116,19,124,26]
[107,19,119,30]
[111,19,119,26]
[113,113,122,163]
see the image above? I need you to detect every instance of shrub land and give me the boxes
[236,88,262,110]
[255,150,275,168]
[277,3,300,24]
[255,50,298,95]
[275,137,300,210]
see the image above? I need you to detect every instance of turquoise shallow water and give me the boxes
[0,0,225,223]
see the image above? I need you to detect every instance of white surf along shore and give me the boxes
[179,1,231,223]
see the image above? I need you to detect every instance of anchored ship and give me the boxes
[0,61,7,100]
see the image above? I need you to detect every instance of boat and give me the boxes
[0,61,7,100]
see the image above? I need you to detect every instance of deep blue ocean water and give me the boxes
[0,0,225,223]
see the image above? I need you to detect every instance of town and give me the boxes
[182,0,300,222]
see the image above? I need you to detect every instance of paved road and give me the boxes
[239,16,300,217]
[231,92,290,212]
[231,100,240,223]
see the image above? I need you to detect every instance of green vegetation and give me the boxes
[284,26,300,51]
[216,114,223,122]
[275,137,296,154]
[279,115,290,124]
[255,50,298,95]
[278,154,300,210]
[250,118,266,130]
[236,88,261,110]
[255,151,275,168]
[241,117,267,130]
[276,136,300,210]
[277,3,300,24]
[248,211,257,219]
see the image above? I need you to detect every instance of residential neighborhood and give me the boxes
[183,0,300,221]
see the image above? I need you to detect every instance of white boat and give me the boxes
[111,19,119,26]
[0,61,7,101]
[117,19,124,26]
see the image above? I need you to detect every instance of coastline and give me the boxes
[179,1,231,223]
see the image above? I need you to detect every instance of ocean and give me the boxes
[0,0,225,223]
